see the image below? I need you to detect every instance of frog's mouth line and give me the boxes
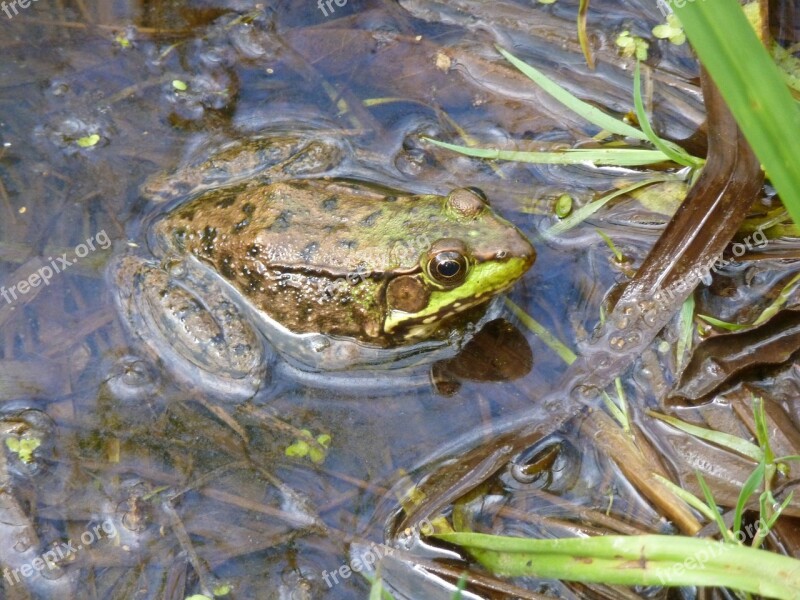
[387,282,514,341]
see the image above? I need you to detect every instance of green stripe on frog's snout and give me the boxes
[383,256,530,335]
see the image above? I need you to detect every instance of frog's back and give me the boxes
[155,179,437,277]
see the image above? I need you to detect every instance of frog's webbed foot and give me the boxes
[110,255,269,401]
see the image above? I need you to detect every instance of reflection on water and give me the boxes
[1,0,797,597]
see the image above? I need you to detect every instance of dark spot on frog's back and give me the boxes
[301,242,319,263]
[201,226,217,255]
[241,203,255,216]
[322,196,338,211]
[244,270,262,295]
[338,239,357,250]
[361,210,383,227]
[270,210,292,232]
[177,207,196,222]
[233,217,249,232]
[238,263,261,293]
[216,196,236,209]
[219,254,236,279]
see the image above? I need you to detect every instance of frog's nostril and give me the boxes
[516,238,536,269]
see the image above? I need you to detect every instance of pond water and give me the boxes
[1,0,797,598]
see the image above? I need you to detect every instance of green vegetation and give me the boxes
[436,398,800,598]
[5,434,41,463]
[433,531,800,597]
[673,0,800,225]
[284,429,332,464]
[414,2,800,596]
[425,46,704,172]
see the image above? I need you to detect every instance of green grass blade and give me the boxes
[697,314,748,332]
[451,573,468,600]
[696,472,733,542]
[546,175,678,236]
[775,455,800,463]
[699,272,800,333]
[496,46,647,140]
[422,138,671,166]
[595,229,623,261]
[734,461,765,536]
[614,377,629,431]
[653,473,718,522]
[601,390,627,430]
[633,61,702,168]
[505,298,576,365]
[673,0,800,226]
[577,0,593,68]
[647,410,763,462]
[765,492,795,532]
[434,532,800,597]
[753,272,800,326]
[752,396,774,464]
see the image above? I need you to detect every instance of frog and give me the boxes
[112,176,535,399]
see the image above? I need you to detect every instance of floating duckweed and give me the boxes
[114,33,131,48]
[213,584,232,596]
[615,31,649,61]
[6,435,41,463]
[76,134,100,148]
[554,193,573,218]
[172,79,188,91]
[309,433,331,464]
[285,429,332,464]
[652,14,686,45]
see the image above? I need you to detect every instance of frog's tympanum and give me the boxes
[113,178,534,398]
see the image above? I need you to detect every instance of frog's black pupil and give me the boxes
[438,260,460,278]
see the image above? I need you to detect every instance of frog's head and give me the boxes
[383,188,535,341]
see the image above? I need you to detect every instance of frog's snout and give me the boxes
[508,232,536,272]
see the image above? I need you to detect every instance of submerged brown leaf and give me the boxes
[671,307,800,401]
[566,67,764,393]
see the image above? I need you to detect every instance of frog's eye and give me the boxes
[465,187,489,203]
[447,188,488,218]
[427,250,468,287]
